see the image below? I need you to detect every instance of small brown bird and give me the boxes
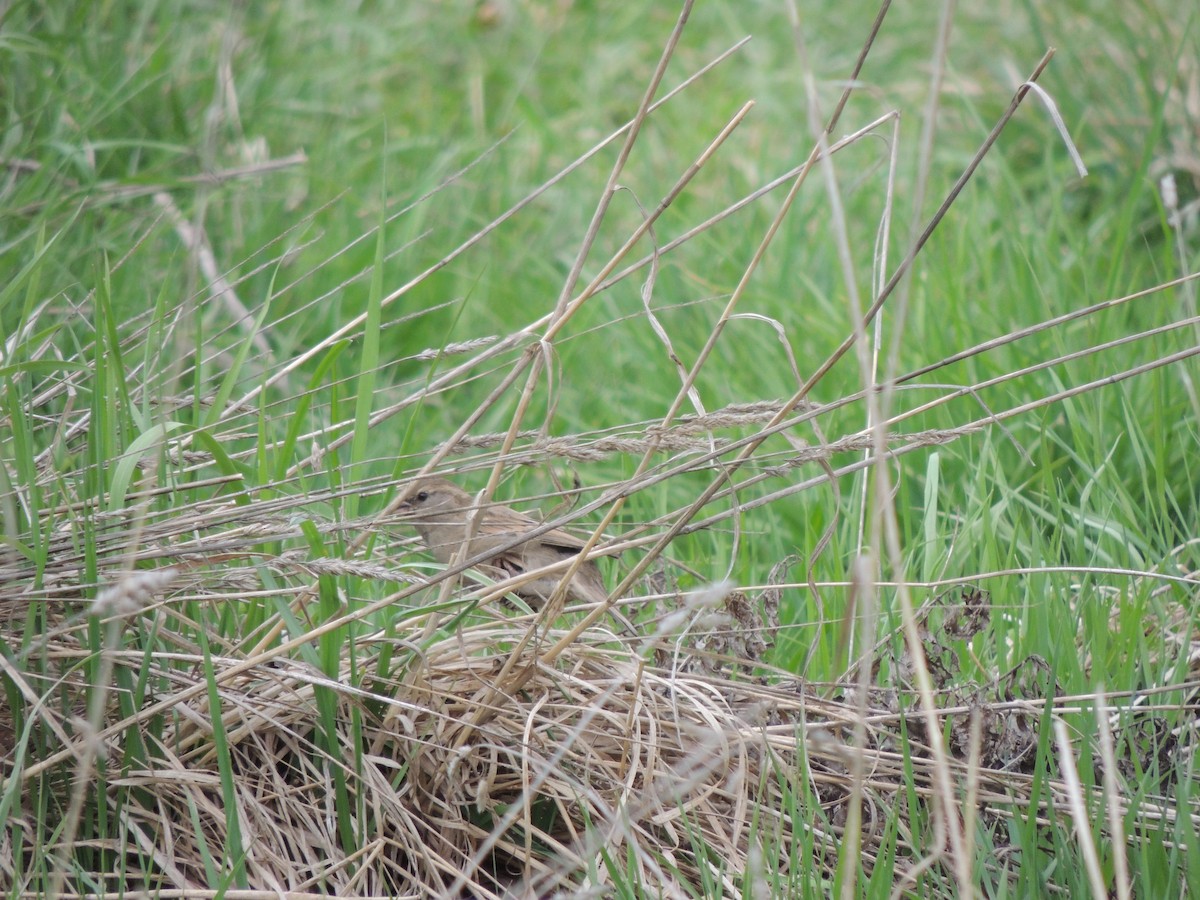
[398,477,609,607]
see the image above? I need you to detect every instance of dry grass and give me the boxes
[6,576,1198,896]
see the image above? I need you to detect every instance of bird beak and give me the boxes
[395,486,420,516]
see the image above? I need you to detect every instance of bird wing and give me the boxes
[470,509,590,557]
[535,527,589,555]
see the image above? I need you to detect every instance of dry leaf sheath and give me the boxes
[398,478,608,606]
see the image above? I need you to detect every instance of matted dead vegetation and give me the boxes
[5,572,1200,896]
[4,1,1200,897]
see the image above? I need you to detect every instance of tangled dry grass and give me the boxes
[5,539,1200,897]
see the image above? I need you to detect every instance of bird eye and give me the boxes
[416,491,429,502]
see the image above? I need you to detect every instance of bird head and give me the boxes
[397,477,472,518]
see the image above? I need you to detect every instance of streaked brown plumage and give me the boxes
[398,477,608,606]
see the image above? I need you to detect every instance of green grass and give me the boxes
[2,0,1199,896]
